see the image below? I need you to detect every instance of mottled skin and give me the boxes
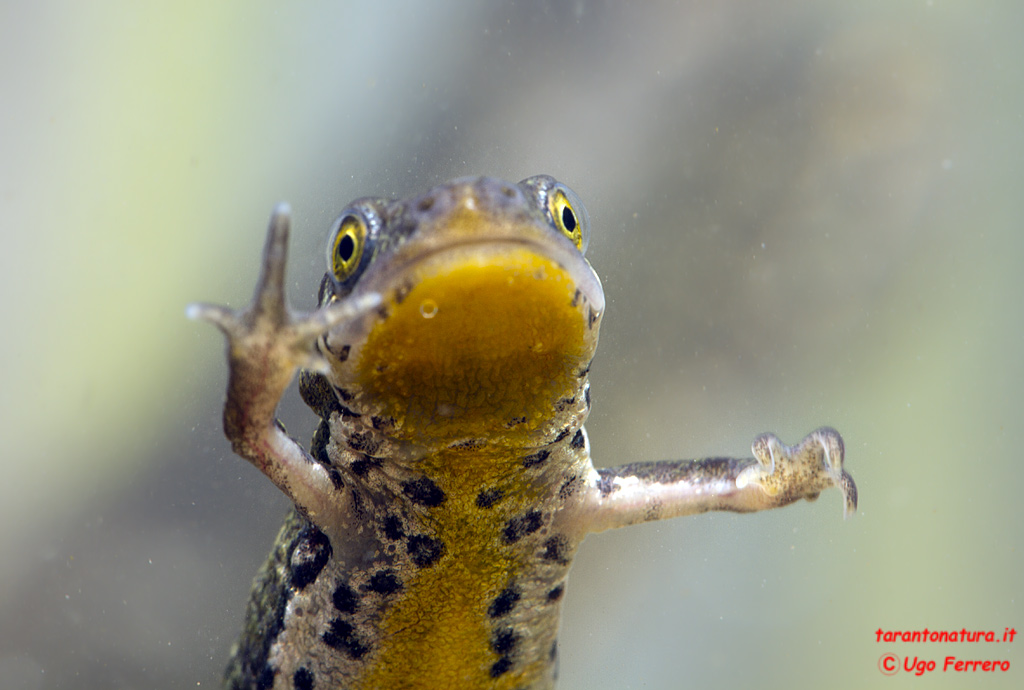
[190,176,857,690]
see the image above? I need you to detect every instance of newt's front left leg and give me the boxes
[583,427,857,533]
[187,205,380,523]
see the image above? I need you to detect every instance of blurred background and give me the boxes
[1,1,1021,688]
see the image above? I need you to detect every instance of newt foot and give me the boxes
[187,204,381,389]
[737,427,858,518]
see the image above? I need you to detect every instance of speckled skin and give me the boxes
[191,176,857,690]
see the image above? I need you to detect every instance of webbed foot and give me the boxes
[737,427,858,518]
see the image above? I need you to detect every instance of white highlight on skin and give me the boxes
[821,440,834,471]
[735,467,756,490]
[765,441,778,474]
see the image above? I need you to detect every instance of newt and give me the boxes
[189,175,857,689]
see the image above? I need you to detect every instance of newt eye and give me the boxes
[547,185,589,254]
[329,213,368,283]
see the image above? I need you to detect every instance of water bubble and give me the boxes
[419,299,438,319]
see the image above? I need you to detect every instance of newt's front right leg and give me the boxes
[582,427,858,534]
[187,205,380,523]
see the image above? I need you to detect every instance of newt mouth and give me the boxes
[331,235,602,441]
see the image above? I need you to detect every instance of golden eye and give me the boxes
[330,214,367,282]
[548,186,589,253]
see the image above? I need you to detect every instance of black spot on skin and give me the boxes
[348,431,380,454]
[332,582,359,614]
[395,282,411,304]
[492,627,519,655]
[293,667,314,690]
[522,449,550,469]
[488,585,520,618]
[490,657,512,678]
[322,618,369,659]
[366,569,403,595]
[307,423,341,489]
[547,584,565,602]
[349,491,368,522]
[570,429,585,450]
[558,474,578,500]
[310,421,331,465]
[328,468,344,490]
[334,344,351,362]
[476,488,503,509]
[299,371,343,419]
[331,386,361,417]
[407,534,445,567]
[449,438,483,450]
[350,455,380,476]
[506,416,527,428]
[550,640,558,661]
[552,425,571,441]
[541,536,571,564]
[256,665,276,690]
[383,515,405,540]
[371,415,395,430]
[584,385,591,408]
[503,510,543,544]
[587,306,598,329]
[289,527,333,590]
[595,469,620,497]
[571,288,581,307]
[402,477,446,507]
